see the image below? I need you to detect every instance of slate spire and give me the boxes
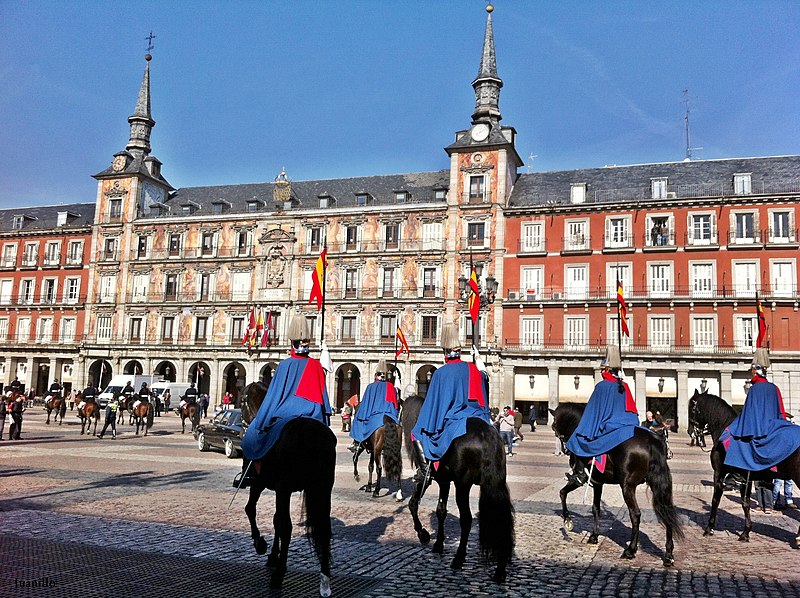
[126,55,156,158]
[471,5,503,125]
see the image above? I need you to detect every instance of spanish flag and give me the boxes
[468,266,480,326]
[241,307,256,346]
[395,326,410,359]
[756,295,767,348]
[309,248,327,311]
[617,280,630,337]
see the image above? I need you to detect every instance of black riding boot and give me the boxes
[722,471,747,491]
[233,458,255,488]
[565,457,590,486]
[412,440,431,484]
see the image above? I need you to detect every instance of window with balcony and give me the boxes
[164,274,178,301]
[605,216,631,248]
[96,315,112,342]
[308,227,322,253]
[344,269,358,298]
[647,215,672,247]
[231,317,244,344]
[44,242,60,266]
[304,315,315,344]
[169,233,181,257]
[16,317,31,342]
[109,198,122,219]
[129,318,142,344]
[690,262,715,298]
[520,266,543,300]
[465,315,482,346]
[565,317,587,349]
[0,279,10,305]
[36,317,53,342]
[199,273,212,301]
[520,317,543,349]
[161,316,175,344]
[422,268,437,298]
[131,274,148,303]
[691,316,716,352]
[385,222,400,250]
[382,268,396,298]
[733,173,752,195]
[103,238,117,261]
[734,316,756,353]
[608,315,631,349]
[201,232,215,256]
[345,226,359,251]
[341,316,357,344]
[648,263,672,297]
[422,315,438,345]
[66,240,83,265]
[770,260,795,298]
[99,275,116,303]
[1,244,17,268]
[732,212,757,244]
[607,263,631,299]
[64,277,80,304]
[688,213,716,245]
[520,222,544,253]
[19,279,34,305]
[60,317,76,343]
[422,221,443,250]
[768,210,794,243]
[570,183,586,204]
[22,243,37,267]
[468,175,485,203]
[237,231,250,257]
[733,261,759,297]
[380,315,396,344]
[565,220,589,251]
[41,279,56,305]
[195,317,209,344]
[565,265,588,300]
[651,178,668,199]
[467,222,486,247]
[0,317,8,341]
[649,316,672,351]
[136,236,149,259]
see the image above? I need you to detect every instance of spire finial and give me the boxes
[145,31,156,61]
[471,2,503,125]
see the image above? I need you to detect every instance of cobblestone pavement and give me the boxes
[1,410,799,597]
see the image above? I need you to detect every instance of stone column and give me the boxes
[74,355,86,392]
[48,358,58,388]
[547,366,559,423]
[720,368,732,400]
[502,364,515,410]
[25,357,36,395]
[634,368,647,416]
[676,368,689,432]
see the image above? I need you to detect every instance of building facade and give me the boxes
[2,8,797,426]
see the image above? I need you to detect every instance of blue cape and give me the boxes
[565,380,640,457]
[411,360,490,461]
[242,356,331,461]
[349,380,399,442]
[723,380,800,470]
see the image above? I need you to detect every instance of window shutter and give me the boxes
[711,213,717,243]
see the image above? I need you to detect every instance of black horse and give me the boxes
[240,381,336,597]
[550,403,683,565]
[352,415,403,499]
[401,395,514,583]
[688,390,800,545]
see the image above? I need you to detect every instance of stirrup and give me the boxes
[565,471,589,486]
[232,471,252,489]
[723,473,746,491]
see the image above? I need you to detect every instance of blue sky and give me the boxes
[1,0,798,209]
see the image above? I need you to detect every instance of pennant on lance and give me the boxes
[617,279,630,337]
[468,266,480,325]
[309,248,327,311]
[756,295,767,348]
[395,326,410,359]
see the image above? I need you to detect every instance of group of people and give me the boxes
[0,392,25,440]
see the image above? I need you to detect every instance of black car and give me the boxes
[195,409,244,459]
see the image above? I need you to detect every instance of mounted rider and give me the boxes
[722,348,800,489]
[411,321,490,480]
[121,381,135,405]
[564,345,640,486]
[131,382,150,413]
[178,382,198,412]
[78,380,98,413]
[237,314,332,487]
[48,378,63,400]
[348,359,400,453]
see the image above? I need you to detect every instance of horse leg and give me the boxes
[451,483,472,570]
[739,481,753,542]
[408,474,432,545]
[704,472,725,536]
[366,452,375,494]
[181,415,186,434]
[372,448,383,498]
[587,483,603,544]
[352,448,361,482]
[432,482,450,555]
[244,477,269,556]
[45,409,51,425]
[269,490,292,590]
[559,481,581,531]
[621,482,641,559]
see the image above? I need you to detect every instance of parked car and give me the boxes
[194,409,243,458]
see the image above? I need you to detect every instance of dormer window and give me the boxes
[434,189,447,201]
[651,177,668,200]
[570,183,586,204]
[734,173,752,195]
[56,211,78,227]
[211,200,231,215]
[180,201,200,216]
[12,216,24,230]
[355,193,372,207]
[318,194,336,208]
[394,191,409,203]
[247,199,264,213]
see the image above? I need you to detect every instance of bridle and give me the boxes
[688,398,712,453]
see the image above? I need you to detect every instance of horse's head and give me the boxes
[688,389,735,437]
[549,403,584,445]
[240,381,268,426]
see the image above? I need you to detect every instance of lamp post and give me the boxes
[528,375,535,390]
[457,267,499,347]
[658,377,665,393]
[573,375,580,390]
[700,378,708,393]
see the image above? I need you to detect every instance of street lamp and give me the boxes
[426,370,433,382]
[700,378,708,393]
[744,380,752,394]
[529,375,535,389]
[573,375,580,390]
[658,377,665,393]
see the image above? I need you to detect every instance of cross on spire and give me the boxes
[145,31,156,53]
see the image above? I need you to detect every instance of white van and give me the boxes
[98,375,159,408]
[150,382,192,411]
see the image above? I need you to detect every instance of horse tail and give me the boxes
[302,422,335,571]
[382,417,403,483]
[400,395,424,468]
[478,425,515,566]
[59,399,67,418]
[647,434,684,540]
[146,403,154,429]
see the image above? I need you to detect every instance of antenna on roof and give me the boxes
[682,89,703,161]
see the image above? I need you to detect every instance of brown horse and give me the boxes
[44,395,66,425]
[179,403,200,434]
[132,401,154,436]
[78,396,101,436]
[352,416,403,499]
[118,395,138,425]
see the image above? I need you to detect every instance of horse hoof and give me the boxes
[254,537,267,555]
[621,549,636,560]
[703,528,714,537]
[432,542,444,555]
[354,475,360,482]
[450,556,464,570]
[738,534,750,543]
[266,552,278,567]
[418,530,430,545]
[587,535,598,545]
[319,573,332,597]
[492,569,507,584]
[564,518,574,532]
[663,556,675,567]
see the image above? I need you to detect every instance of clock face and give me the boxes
[112,155,126,172]
[471,123,490,142]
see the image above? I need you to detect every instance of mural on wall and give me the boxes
[362,259,378,294]
[213,309,227,339]
[177,314,191,343]
[216,266,231,297]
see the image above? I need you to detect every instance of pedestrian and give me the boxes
[162,389,171,412]
[69,389,77,411]
[9,396,24,440]
[9,377,22,395]
[341,402,352,432]
[199,393,209,418]
[26,387,35,407]
[98,395,119,439]
[222,392,231,411]
[498,406,515,457]
[0,395,7,440]
[772,478,794,509]
[513,407,524,442]
[528,404,537,432]
[755,479,774,513]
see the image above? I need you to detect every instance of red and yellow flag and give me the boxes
[241,307,256,346]
[395,326,410,359]
[309,248,327,311]
[261,310,272,348]
[468,267,480,325]
[617,280,630,337]
[756,296,767,348]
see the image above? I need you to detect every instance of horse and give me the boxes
[131,400,154,436]
[44,394,66,425]
[179,402,200,434]
[688,390,800,545]
[400,394,514,584]
[117,395,136,425]
[352,415,403,499]
[550,403,683,566]
[240,380,335,597]
[78,397,101,436]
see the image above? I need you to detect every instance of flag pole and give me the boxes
[320,232,327,348]
[470,247,478,349]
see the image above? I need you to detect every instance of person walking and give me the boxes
[98,396,119,439]
[528,404,537,433]
[498,406,515,457]
[8,396,24,440]
[0,395,7,440]
[513,407,524,442]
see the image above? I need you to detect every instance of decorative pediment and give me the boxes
[104,180,128,199]
[259,227,296,244]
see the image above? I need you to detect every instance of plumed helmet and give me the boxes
[375,359,387,375]
[288,313,310,342]
[753,347,770,369]
[440,322,460,350]
[600,345,622,369]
